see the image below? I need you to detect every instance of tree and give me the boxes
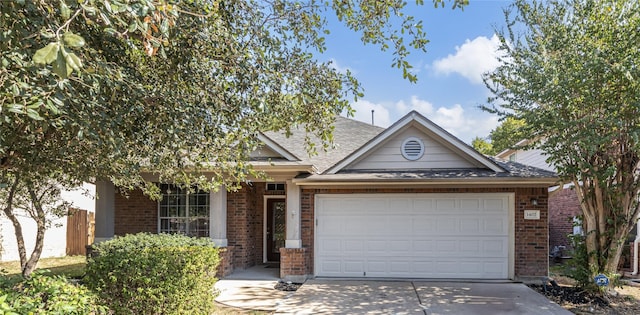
[484,0,640,291]
[472,117,526,155]
[489,117,526,154]
[1,1,467,277]
[0,173,76,276]
[471,136,493,155]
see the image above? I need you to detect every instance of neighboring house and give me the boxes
[496,141,640,272]
[495,140,579,251]
[0,183,95,262]
[93,111,557,282]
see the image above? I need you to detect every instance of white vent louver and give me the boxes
[401,137,424,161]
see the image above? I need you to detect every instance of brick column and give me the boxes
[280,248,307,283]
[216,246,235,278]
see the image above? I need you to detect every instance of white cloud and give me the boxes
[349,99,392,127]
[346,96,500,143]
[395,96,500,143]
[432,34,501,84]
[328,58,354,75]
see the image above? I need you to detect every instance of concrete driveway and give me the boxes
[274,280,572,315]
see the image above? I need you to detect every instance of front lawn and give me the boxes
[0,255,86,279]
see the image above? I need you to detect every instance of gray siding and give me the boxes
[346,127,478,170]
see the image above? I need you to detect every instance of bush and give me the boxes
[0,271,108,315]
[566,230,622,292]
[84,233,220,315]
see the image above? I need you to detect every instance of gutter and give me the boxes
[292,177,558,187]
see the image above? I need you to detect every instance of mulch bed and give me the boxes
[274,281,302,291]
[529,283,640,315]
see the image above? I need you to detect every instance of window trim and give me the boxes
[157,184,210,237]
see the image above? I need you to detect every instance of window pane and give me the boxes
[160,219,170,232]
[159,206,169,217]
[158,184,211,235]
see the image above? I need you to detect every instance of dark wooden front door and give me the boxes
[266,199,286,262]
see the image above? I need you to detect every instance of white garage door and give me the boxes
[315,193,512,279]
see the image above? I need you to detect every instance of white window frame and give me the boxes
[158,184,210,237]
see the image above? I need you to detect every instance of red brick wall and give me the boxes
[226,182,284,270]
[514,187,549,278]
[216,246,235,277]
[280,248,308,278]
[114,189,157,235]
[114,183,285,271]
[548,187,581,249]
[299,187,549,279]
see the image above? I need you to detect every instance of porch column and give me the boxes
[210,187,227,247]
[285,180,301,248]
[94,180,115,243]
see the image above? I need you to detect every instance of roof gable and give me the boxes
[250,133,300,161]
[326,111,505,174]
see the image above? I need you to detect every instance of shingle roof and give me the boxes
[262,115,557,182]
[262,115,384,173]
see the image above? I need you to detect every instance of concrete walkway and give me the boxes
[274,280,573,315]
[214,265,292,312]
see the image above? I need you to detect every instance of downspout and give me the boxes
[633,218,640,275]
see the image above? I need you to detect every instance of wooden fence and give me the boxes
[66,209,95,256]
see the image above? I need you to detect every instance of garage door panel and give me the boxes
[316,194,511,279]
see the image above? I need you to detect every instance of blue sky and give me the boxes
[321,0,513,144]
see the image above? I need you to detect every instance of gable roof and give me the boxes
[326,111,505,174]
[495,139,531,159]
[262,115,385,173]
[255,133,300,161]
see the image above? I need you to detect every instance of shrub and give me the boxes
[0,271,108,315]
[84,233,220,315]
[566,226,622,292]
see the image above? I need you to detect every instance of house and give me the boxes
[93,111,557,282]
[495,141,579,252]
[1,183,95,262]
[496,141,640,273]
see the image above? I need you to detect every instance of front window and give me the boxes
[158,184,209,237]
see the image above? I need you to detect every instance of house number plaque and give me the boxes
[524,210,540,220]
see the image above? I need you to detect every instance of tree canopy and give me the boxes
[1,0,467,276]
[484,0,640,289]
[472,117,526,156]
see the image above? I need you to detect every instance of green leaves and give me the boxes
[32,32,84,78]
[484,0,640,283]
[32,42,60,65]
[62,32,85,47]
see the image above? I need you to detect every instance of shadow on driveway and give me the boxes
[275,280,573,315]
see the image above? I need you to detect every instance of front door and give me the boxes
[266,198,286,262]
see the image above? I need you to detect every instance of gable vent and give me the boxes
[401,137,424,161]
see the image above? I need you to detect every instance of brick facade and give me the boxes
[297,187,549,280]
[280,248,308,283]
[114,189,157,235]
[114,185,550,281]
[216,246,235,277]
[548,187,581,250]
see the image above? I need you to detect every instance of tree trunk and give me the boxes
[21,183,47,278]
[1,176,28,272]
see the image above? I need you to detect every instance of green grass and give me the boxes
[0,255,86,279]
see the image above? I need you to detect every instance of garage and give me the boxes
[315,193,513,279]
